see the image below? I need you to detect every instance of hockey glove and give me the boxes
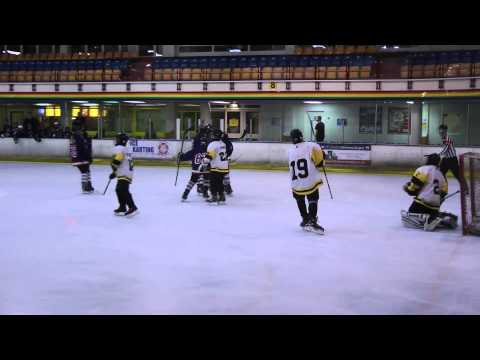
[109,172,117,180]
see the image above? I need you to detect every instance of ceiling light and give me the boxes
[304,101,323,104]
[71,100,88,103]
[145,64,151,67]
[393,46,400,49]
[406,101,414,104]
[229,48,241,53]
[211,101,230,105]
[6,50,21,55]
[312,45,326,48]
[123,100,146,104]
[103,101,119,104]
[229,102,239,108]
[34,103,52,106]
[82,103,99,106]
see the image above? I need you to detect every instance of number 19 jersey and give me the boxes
[207,140,229,173]
[288,142,324,195]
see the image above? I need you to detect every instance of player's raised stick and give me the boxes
[174,127,194,187]
[441,190,460,204]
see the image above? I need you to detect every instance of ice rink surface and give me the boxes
[1,162,479,315]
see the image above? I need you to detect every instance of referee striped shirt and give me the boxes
[440,135,457,158]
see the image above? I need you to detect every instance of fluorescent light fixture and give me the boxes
[103,101,119,104]
[136,103,167,107]
[71,100,88,103]
[393,46,400,49]
[229,48,241,53]
[5,49,21,55]
[406,101,414,104]
[145,63,151,67]
[304,100,323,104]
[83,103,99,106]
[210,101,230,105]
[123,100,146,104]
[34,103,52,106]
[312,45,326,48]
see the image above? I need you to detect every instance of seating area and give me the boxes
[143,55,376,81]
[295,45,378,56]
[1,50,480,83]
[0,51,136,62]
[0,59,128,82]
[400,51,480,78]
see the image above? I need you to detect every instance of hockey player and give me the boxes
[109,133,139,217]
[179,125,210,201]
[401,153,458,231]
[69,118,94,194]
[201,128,229,204]
[221,131,234,195]
[288,129,325,234]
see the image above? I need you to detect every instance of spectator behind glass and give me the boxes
[50,121,64,138]
[64,126,72,139]
[1,124,12,138]
[13,124,26,144]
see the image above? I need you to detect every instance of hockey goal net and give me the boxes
[460,152,480,236]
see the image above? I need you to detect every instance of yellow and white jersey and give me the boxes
[288,142,324,195]
[207,140,229,173]
[409,165,448,209]
[112,145,134,182]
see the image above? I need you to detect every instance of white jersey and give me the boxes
[113,145,134,181]
[207,140,229,173]
[288,142,324,195]
[412,165,448,209]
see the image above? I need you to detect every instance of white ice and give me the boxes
[1,162,479,315]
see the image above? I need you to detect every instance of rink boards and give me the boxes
[0,137,479,168]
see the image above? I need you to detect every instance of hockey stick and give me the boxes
[322,165,334,200]
[441,190,460,204]
[103,178,112,195]
[174,127,194,186]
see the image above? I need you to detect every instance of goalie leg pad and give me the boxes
[401,210,429,229]
[438,212,459,229]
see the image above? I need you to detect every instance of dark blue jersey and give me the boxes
[180,133,209,172]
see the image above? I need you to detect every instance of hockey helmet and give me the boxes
[115,132,130,146]
[425,153,441,167]
[290,129,304,144]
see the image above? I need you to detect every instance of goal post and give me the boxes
[460,152,480,236]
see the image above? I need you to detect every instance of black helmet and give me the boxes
[290,129,304,144]
[115,132,129,146]
[425,153,441,167]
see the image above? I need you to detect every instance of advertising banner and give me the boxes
[321,144,371,166]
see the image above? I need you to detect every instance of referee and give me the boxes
[438,124,465,189]
[315,116,325,143]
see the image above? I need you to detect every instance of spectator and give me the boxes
[50,121,64,138]
[30,116,42,142]
[315,116,325,143]
[0,124,12,138]
[64,126,72,139]
[13,125,27,144]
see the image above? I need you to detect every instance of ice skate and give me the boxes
[125,207,139,218]
[207,194,218,204]
[114,207,127,216]
[181,191,189,202]
[218,193,226,205]
[304,217,325,235]
[225,184,233,196]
